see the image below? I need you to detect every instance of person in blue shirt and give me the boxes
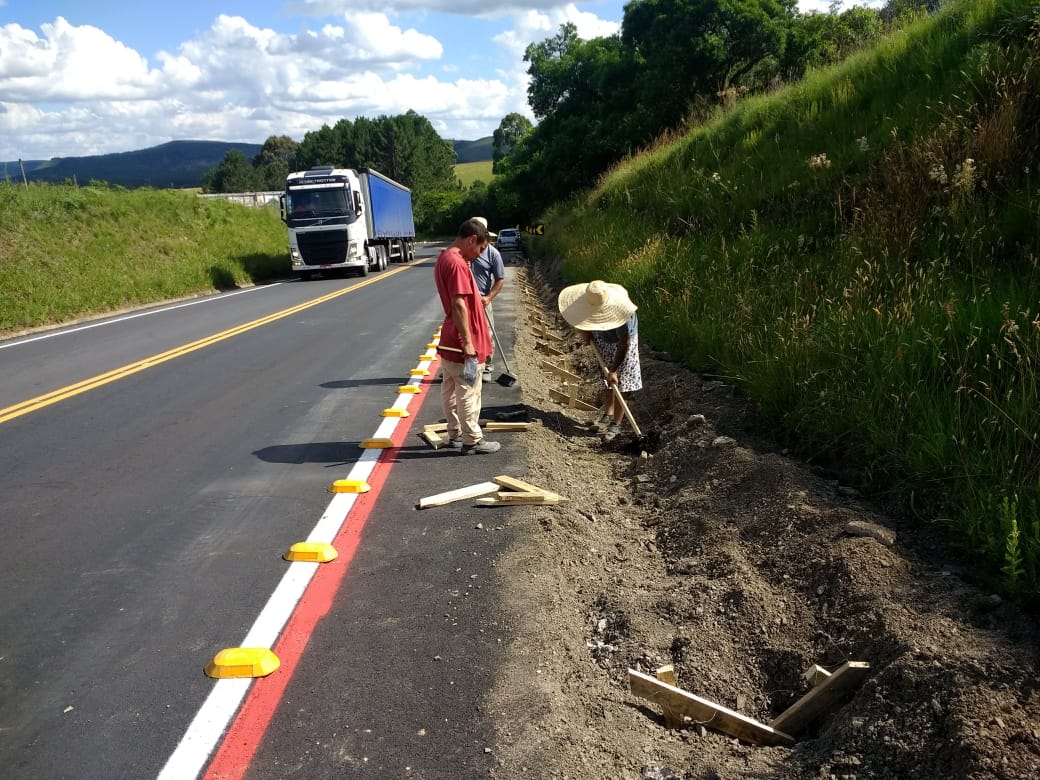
[557,280,642,442]
[470,217,506,382]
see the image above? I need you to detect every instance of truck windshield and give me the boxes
[286,186,355,226]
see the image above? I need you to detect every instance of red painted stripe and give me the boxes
[201,367,438,780]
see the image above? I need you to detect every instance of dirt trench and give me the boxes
[485,262,1040,780]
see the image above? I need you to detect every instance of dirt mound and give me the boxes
[487,264,1040,779]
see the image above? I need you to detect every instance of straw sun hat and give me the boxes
[557,280,637,331]
[470,216,497,238]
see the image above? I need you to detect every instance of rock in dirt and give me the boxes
[844,520,896,546]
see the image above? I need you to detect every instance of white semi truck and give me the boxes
[280,166,416,280]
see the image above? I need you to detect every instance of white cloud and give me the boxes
[0,4,622,159]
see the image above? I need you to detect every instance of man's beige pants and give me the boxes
[441,358,486,445]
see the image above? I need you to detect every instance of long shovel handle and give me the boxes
[484,307,514,377]
[590,343,642,437]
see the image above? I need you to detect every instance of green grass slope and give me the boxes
[0,184,288,334]
[538,0,1040,595]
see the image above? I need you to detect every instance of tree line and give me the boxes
[202,0,943,233]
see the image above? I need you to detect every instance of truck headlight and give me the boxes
[290,247,301,261]
[347,242,359,258]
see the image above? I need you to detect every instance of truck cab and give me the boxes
[280,166,415,280]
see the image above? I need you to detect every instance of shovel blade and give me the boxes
[496,373,518,388]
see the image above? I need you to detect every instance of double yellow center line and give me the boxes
[0,268,411,426]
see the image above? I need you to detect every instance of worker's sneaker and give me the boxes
[590,414,612,433]
[445,436,463,449]
[601,422,621,442]
[460,439,501,455]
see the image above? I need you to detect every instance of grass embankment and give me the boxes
[0,185,288,335]
[536,0,1040,596]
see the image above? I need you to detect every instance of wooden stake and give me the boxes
[629,669,794,746]
[541,361,582,384]
[770,661,870,736]
[549,387,599,412]
[418,481,500,509]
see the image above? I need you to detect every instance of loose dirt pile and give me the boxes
[487,262,1040,779]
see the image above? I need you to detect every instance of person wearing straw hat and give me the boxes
[557,280,642,442]
[469,217,505,383]
[434,218,501,455]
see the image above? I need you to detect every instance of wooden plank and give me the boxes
[628,669,794,746]
[549,387,599,412]
[770,661,870,735]
[418,481,500,509]
[418,430,444,449]
[492,475,547,494]
[483,422,531,432]
[492,491,565,504]
[541,361,582,384]
[475,493,567,506]
[537,342,566,357]
[655,665,682,728]
[424,420,530,434]
[802,664,832,688]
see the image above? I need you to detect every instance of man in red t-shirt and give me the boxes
[435,218,500,454]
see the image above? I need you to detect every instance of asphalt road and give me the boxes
[0,246,528,779]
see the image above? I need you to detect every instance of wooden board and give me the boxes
[418,430,444,449]
[476,493,566,506]
[418,481,500,509]
[540,361,582,384]
[628,669,794,746]
[492,475,548,494]
[536,342,566,357]
[423,421,531,434]
[770,661,870,735]
[549,387,599,412]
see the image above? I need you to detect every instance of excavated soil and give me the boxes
[487,261,1040,780]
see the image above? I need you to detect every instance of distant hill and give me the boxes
[452,137,493,163]
[2,136,493,189]
[2,140,262,188]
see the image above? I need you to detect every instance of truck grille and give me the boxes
[297,229,349,264]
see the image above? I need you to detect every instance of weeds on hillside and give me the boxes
[540,0,1040,596]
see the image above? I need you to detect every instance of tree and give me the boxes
[252,135,299,189]
[201,150,260,193]
[623,0,797,130]
[492,113,533,174]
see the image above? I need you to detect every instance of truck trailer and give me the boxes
[280,166,416,279]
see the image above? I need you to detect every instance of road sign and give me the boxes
[524,224,545,236]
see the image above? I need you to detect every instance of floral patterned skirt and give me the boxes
[591,332,642,393]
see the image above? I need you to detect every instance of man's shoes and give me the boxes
[482,372,493,383]
[460,439,501,455]
[446,436,463,449]
[602,422,621,442]
[590,414,612,433]
[484,363,494,374]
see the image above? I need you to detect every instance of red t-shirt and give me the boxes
[434,246,492,363]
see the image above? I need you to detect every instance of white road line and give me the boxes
[0,285,278,350]
[157,357,434,780]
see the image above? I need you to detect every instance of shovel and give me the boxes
[589,343,642,438]
[484,309,519,388]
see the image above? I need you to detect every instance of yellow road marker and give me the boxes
[284,542,339,563]
[205,648,280,679]
[360,438,394,449]
[330,479,371,493]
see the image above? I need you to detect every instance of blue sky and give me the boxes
[0,1,883,161]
